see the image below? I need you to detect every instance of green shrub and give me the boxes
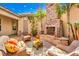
[31,29,37,37]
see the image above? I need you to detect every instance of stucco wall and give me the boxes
[61,5,79,37]
[61,13,68,37]
[0,15,13,35]
[18,18,24,33]
[18,16,31,34]
[70,5,79,23]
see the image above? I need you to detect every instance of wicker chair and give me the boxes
[46,40,79,56]
[18,31,31,41]
[0,36,10,56]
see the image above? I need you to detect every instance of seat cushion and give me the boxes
[46,46,67,56]
[0,36,9,53]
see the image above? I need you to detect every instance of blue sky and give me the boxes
[0,3,46,14]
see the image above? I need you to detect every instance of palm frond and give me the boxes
[56,4,66,18]
[35,8,46,21]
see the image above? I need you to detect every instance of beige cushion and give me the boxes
[18,41,26,50]
[56,40,79,53]
[68,47,79,56]
[0,36,9,43]
[0,36,9,53]
[23,35,31,41]
[46,46,67,56]
[69,40,79,50]
[46,40,79,56]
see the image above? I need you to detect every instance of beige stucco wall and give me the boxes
[0,6,20,35]
[61,13,68,37]
[70,5,79,23]
[28,20,31,34]
[61,5,79,37]
[0,15,13,35]
[18,17,24,33]
[0,14,31,35]
[0,7,33,35]
[18,16,31,34]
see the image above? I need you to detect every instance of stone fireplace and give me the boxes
[44,4,62,36]
[45,19,60,36]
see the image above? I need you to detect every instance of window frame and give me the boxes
[12,20,17,30]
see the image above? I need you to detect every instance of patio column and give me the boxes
[18,17,30,35]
